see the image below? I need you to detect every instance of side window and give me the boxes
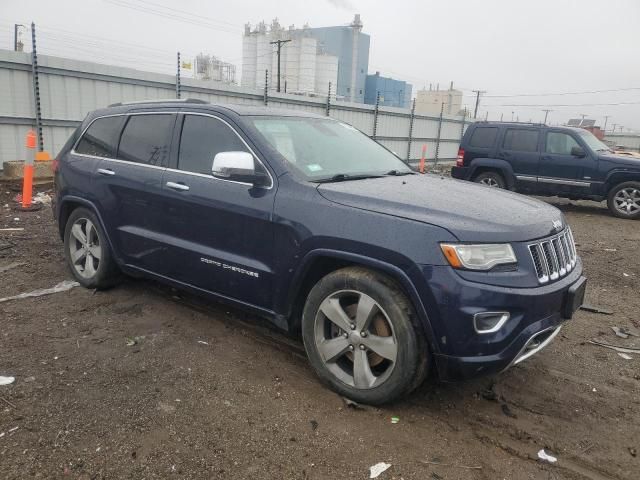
[75,116,126,158]
[503,129,539,152]
[468,127,498,148]
[546,132,580,155]
[178,115,249,175]
[118,114,174,167]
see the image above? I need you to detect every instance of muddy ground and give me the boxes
[0,183,638,480]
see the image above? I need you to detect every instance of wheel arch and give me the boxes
[285,249,441,354]
[604,171,640,195]
[468,159,515,189]
[57,196,117,259]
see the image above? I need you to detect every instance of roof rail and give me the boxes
[108,98,209,107]
[476,120,547,126]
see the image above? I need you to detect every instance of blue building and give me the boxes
[364,72,413,109]
[305,15,370,103]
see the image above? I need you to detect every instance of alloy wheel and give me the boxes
[613,187,640,215]
[479,177,499,187]
[314,290,397,389]
[68,218,102,279]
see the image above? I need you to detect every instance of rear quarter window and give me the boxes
[468,127,498,148]
[75,116,126,158]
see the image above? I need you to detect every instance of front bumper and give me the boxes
[450,166,471,180]
[419,263,585,381]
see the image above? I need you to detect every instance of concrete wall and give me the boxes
[0,49,467,169]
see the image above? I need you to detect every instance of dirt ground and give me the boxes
[0,182,638,480]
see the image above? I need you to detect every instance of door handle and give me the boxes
[97,168,115,176]
[166,181,190,191]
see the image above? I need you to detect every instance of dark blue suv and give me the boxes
[53,100,587,404]
[452,121,640,219]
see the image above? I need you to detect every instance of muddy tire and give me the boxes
[301,267,429,405]
[63,207,120,289]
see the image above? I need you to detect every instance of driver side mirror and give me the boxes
[212,151,269,187]
[571,146,586,157]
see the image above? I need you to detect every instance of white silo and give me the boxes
[241,24,257,88]
[255,22,272,90]
[315,54,338,97]
[298,36,316,94]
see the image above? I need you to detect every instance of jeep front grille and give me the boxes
[528,228,577,284]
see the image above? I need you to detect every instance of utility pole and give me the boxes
[270,39,291,93]
[14,24,25,51]
[603,115,610,132]
[542,109,552,124]
[472,90,486,119]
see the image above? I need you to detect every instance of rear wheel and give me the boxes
[301,267,429,405]
[607,182,640,219]
[474,171,506,189]
[64,207,120,288]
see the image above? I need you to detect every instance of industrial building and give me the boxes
[194,54,236,84]
[241,15,369,102]
[415,84,463,116]
[364,72,412,109]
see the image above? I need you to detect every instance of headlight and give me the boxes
[440,243,516,270]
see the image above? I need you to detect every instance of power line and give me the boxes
[481,101,640,107]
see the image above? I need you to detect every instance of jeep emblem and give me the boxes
[552,220,563,232]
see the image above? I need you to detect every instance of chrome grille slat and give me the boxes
[528,228,578,284]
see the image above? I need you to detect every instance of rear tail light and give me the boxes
[51,158,59,173]
[456,148,465,167]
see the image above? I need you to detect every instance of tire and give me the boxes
[301,267,429,405]
[473,171,506,189]
[63,207,120,289]
[607,181,640,220]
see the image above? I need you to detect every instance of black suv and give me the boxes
[53,100,586,404]
[452,121,640,219]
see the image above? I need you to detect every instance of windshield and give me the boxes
[249,116,412,181]
[578,130,611,152]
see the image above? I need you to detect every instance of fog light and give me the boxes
[474,312,510,334]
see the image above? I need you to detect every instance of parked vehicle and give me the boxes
[451,121,640,219]
[53,100,586,404]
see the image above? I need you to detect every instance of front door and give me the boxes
[538,130,597,195]
[158,113,277,310]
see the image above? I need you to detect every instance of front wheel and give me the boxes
[63,207,120,289]
[607,182,640,219]
[301,267,429,405]
[473,171,506,188]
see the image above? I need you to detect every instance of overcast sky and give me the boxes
[1,0,639,131]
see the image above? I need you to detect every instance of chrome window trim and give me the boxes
[70,110,274,190]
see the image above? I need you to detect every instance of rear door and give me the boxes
[156,112,277,310]
[93,112,176,272]
[538,129,596,194]
[496,127,541,191]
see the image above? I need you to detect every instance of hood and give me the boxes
[599,152,640,167]
[317,174,564,242]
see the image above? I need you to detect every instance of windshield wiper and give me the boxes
[314,173,385,183]
[385,169,415,176]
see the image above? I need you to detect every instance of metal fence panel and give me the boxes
[0,49,468,168]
